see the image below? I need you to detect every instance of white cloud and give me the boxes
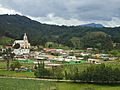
[0,5,22,15]
[29,14,120,27]
[28,13,89,26]
[1,0,120,21]
[0,2,120,27]
[101,17,120,27]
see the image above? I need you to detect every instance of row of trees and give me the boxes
[79,64,120,82]
[34,62,63,79]
[66,64,120,83]
[34,63,120,83]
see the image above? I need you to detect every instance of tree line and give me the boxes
[34,63,120,83]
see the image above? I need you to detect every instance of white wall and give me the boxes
[13,49,30,55]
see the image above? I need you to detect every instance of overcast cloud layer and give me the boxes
[0,0,120,27]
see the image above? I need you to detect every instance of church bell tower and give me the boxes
[23,33,29,49]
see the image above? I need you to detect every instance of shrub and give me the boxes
[10,61,21,71]
[34,62,51,78]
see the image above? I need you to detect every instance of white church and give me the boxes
[13,33,31,55]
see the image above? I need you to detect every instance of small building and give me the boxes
[5,45,12,49]
[88,58,101,64]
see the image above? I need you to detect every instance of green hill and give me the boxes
[0,14,120,49]
[0,37,14,46]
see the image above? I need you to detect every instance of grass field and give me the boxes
[0,78,120,90]
[1,61,120,90]
[63,63,90,72]
[63,60,120,73]
[0,70,35,77]
[0,61,7,69]
[0,60,34,69]
[0,61,34,78]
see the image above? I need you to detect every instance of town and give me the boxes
[0,33,118,72]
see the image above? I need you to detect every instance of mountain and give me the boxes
[80,23,104,28]
[0,14,120,46]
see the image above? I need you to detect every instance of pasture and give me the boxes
[0,78,120,90]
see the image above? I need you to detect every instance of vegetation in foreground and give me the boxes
[34,62,120,83]
[0,61,34,78]
[79,64,120,83]
[0,70,34,78]
[1,60,120,83]
[1,78,120,90]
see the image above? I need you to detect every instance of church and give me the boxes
[13,33,31,55]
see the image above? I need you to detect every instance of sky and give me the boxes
[0,0,120,27]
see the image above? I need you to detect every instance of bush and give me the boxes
[34,62,51,78]
[10,61,21,71]
[52,67,64,79]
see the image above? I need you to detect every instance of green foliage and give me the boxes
[0,37,14,45]
[34,62,51,78]
[63,66,82,80]
[79,64,120,82]
[81,31,113,51]
[62,64,120,82]
[10,61,21,71]
[114,43,120,50]
[109,50,120,57]
[3,78,120,90]
[35,63,64,79]
[70,37,82,49]
[2,48,14,70]
[52,67,64,79]
[45,42,69,49]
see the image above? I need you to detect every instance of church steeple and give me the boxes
[23,33,30,49]
[23,33,28,41]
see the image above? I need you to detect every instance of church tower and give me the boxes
[23,33,30,49]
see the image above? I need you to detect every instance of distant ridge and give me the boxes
[0,14,120,46]
[80,23,104,28]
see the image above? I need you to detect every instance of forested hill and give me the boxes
[0,14,120,47]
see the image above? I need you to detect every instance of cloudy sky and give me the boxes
[0,0,120,27]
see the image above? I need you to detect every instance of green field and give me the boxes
[0,78,120,90]
[0,60,34,69]
[0,61,34,78]
[0,70,34,77]
[1,61,120,90]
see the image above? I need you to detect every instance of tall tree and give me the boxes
[3,48,14,70]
